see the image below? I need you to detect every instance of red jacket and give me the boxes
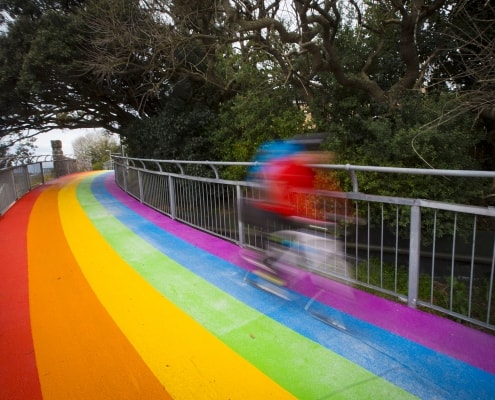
[258,156,316,217]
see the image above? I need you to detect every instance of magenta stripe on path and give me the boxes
[103,173,495,374]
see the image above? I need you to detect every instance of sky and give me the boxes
[33,128,101,155]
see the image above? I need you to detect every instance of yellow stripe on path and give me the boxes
[59,173,294,399]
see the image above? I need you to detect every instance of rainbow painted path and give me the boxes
[1,171,495,399]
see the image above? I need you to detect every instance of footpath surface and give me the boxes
[1,171,494,400]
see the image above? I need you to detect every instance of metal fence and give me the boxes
[0,155,78,215]
[114,156,495,332]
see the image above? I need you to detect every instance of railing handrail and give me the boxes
[113,155,495,194]
[113,155,495,177]
[0,154,78,168]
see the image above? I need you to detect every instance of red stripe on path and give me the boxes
[0,189,43,400]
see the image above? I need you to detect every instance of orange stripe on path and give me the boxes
[27,178,172,400]
[0,189,43,400]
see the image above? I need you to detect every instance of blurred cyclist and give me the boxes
[247,133,330,224]
[241,134,357,291]
[241,134,331,265]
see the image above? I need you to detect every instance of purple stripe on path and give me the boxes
[103,173,495,375]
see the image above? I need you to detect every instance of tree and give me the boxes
[2,0,493,174]
[212,88,307,156]
[0,136,37,168]
[84,1,456,111]
[83,0,494,168]
[72,130,120,170]
[426,0,495,170]
[123,103,216,163]
[12,136,37,160]
[0,0,145,149]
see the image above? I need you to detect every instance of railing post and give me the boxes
[23,164,31,191]
[40,161,46,184]
[138,170,144,203]
[236,185,244,246]
[123,163,128,192]
[10,168,18,199]
[408,202,421,308]
[345,164,359,192]
[168,176,176,219]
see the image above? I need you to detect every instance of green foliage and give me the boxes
[207,46,310,169]
[210,88,308,179]
[355,257,409,296]
[318,91,489,191]
[0,8,82,102]
[355,257,495,329]
[123,96,216,162]
[20,12,81,85]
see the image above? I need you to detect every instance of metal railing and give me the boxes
[0,155,78,215]
[113,156,495,331]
